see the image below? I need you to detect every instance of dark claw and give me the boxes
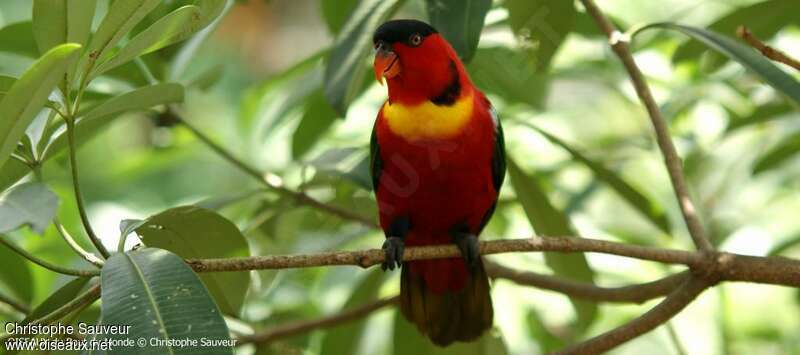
[382,237,404,271]
[453,233,480,270]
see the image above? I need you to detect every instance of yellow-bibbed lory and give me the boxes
[370,19,506,346]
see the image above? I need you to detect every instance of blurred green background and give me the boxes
[1,0,799,354]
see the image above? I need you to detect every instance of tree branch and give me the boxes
[579,0,713,252]
[484,260,689,304]
[555,277,710,354]
[0,236,101,277]
[237,296,398,344]
[176,112,378,228]
[737,26,800,71]
[0,283,101,341]
[0,291,29,315]
[187,237,800,288]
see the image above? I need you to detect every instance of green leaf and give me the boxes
[320,0,358,35]
[753,131,800,174]
[100,248,234,354]
[638,23,800,104]
[40,83,184,160]
[134,206,250,316]
[0,158,28,194]
[526,308,564,353]
[323,0,404,115]
[468,47,547,108]
[292,89,338,159]
[504,0,576,71]
[506,158,596,331]
[0,43,81,169]
[768,231,800,256]
[96,1,225,75]
[320,269,385,355]
[0,182,59,234]
[24,277,91,323]
[77,83,184,121]
[529,126,671,234]
[32,0,96,53]
[392,310,508,355]
[727,102,794,132]
[0,22,39,57]
[85,0,161,66]
[425,0,491,63]
[0,241,34,306]
[672,0,800,65]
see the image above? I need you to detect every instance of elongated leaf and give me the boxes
[530,126,671,234]
[40,83,184,160]
[78,83,184,121]
[672,0,800,65]
[96,1,224,75]
[768,231,800,256]
[320,0,358,35]
[0,75,15,110]
[527,309,564,353]
[468,47,547,108]
[101,248,233,354]
[0,43,81,169]
[506,158,596,330]
[320,269,385,355]
[292,89,338,158]
[135,206,250,316]
[0,22,39,57]
[638,23,800,104]
[86,0,160,65]
[0,159,28,194]
[393,310,508,355]
[32,0,96,53]
[323,0,404,115]
[0,182,59,234]
[753,131,800,174]
[0,241,33,306]
[24,277,91,322]
[425,0,491,63]
[727,102,795,132]
[504,0,575,71]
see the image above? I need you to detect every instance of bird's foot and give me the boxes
[382,236,405,271]
[453,233,480,270]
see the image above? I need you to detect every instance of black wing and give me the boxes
[369,122,383,192]
[479,107,506,232]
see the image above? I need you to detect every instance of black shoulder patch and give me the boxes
[431,61,461,106]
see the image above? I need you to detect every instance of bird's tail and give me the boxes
[399,257,493,346]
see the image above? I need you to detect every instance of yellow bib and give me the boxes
[382,91,473,140]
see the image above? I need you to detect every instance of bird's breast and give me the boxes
[382,89,474,141]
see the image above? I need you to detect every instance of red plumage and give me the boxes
[370,20,504,345]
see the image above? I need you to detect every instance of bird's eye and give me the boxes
[409,33,422,46]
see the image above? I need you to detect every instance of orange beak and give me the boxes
[374,47,400,85]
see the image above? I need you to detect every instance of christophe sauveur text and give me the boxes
[5,322,131,336]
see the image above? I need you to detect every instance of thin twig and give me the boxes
[0,236,100,277]
[177,113,378,228]
[237,296,398,344]
[0,284,101,342]
[737,26,800,71]
[65,117,110,258]
[0,291,29,315]
[579,0,713,252]
[54,217,104,267]
[484,260,689,304]
[186,237,800,288]
[665,321,688,355]
[555,277,710,354]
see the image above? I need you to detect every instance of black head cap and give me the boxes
[373,19,437,46]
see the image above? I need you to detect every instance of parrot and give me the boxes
[369,19,506,346]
